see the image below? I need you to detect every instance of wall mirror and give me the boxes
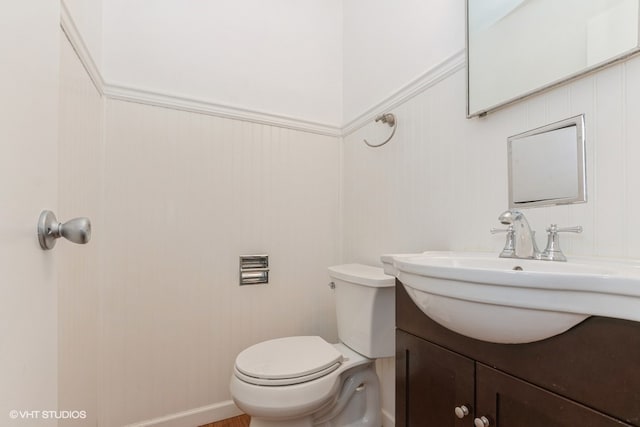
[508,114,586,208]
[467,0,640,117]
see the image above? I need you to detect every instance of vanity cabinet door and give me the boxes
[475,364,632,427]
[396,331,474,427]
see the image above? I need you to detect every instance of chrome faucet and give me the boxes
[497,210,540,259]
[493,210,583,261]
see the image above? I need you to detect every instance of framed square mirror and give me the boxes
[508,114,587,208]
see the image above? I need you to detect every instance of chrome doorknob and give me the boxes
[38,210,92,250]
[474,416,490,427]
[454,405,469,419]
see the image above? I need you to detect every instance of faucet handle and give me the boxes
[540,224,583,262]
[546,224,583,234]
[491,225,516,258]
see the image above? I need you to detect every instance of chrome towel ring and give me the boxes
[364,113,397,148]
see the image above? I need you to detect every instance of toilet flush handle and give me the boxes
[328,282,335,290]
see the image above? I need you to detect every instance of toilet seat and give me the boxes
[234,336,343,386]
[235,336,343,386]
[230,342,374,421]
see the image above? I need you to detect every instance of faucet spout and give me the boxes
[498,210,539,259]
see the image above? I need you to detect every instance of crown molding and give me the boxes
[342,50,466,137]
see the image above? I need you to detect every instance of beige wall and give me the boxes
[0,3,60,426]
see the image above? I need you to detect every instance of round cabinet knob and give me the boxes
[474,416,490,427]
[454,405,469,419]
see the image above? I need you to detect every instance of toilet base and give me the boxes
[250,417,313,427]
[313,364,381,427]
[249,364,381,427]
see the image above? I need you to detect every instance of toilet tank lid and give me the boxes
[328,264,395,288]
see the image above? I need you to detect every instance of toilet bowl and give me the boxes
[230,264,395,427]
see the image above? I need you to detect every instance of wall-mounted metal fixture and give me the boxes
[364,113,398,148]
[37,210,92,250]
[239,254,269,285]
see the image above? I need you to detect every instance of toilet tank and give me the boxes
[328,264,395,358]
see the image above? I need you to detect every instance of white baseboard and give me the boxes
[124,399,390,427]
[123,400,243,427]
[382,408,395,427]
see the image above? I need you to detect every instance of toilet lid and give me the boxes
[235,336,343,385]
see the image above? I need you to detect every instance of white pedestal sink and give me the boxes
[382,252,640,343]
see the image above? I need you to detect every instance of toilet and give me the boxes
[230,264,395,427]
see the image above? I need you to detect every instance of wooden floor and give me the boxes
[200,414,250,427]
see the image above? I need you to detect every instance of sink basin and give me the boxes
[382,251,640,344]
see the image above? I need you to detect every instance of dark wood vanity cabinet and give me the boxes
[396,331,474,426]
[395,281,640,427]
[475,363,628,427]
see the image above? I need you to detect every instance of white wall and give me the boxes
[58,30,104,427]
[0,3,60,426]
[101,99,341,426]
[102,0,343,127]
[341,4,465,422]
[342,0,465,124]
[342,2,640,424]
[39,3,640,427]
[56,3,346,424]
[55,6,345,424]
[343,29,640,427]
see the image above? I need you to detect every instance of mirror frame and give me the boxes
[466,0,640,118]
[507,114,587,209]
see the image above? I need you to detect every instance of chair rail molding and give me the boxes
[60,0,104,94]
[342,50,466,137]
[60,3,465,138]
[60,4,465,138]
